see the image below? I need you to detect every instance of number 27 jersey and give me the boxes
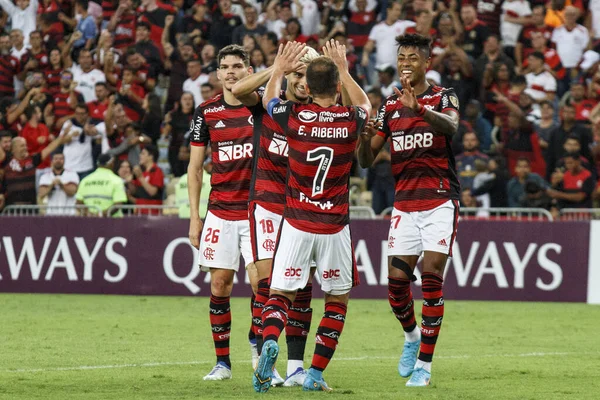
[271,101,368,234]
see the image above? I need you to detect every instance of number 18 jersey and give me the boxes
[270,101,368,234]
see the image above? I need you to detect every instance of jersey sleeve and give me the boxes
[354,106,368,135]
[581,175,595,196]
[189,106,209,147]
[269,100,293,133]
[38,172,52,187]
[439,89,460,115]
[149,168,165,188]
[376,101,391,140]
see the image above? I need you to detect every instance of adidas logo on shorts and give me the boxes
[437,239,447,247]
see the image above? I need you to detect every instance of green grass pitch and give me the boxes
[1,294,599,399]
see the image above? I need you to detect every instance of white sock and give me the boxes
[404,326,421,343]
[414,360,431,373]
[287,360,303,377]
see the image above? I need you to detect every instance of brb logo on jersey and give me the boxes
[391,132,434,152]
[218,142,253,161]
[298,110,318,123]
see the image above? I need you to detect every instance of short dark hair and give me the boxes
[564,151,581,160]
[137,22,151,31]
[306,56,339,98]
[217,44,250,67]
[395,34,432,58]
[367,88,383,98]
[529,51,545,62]
[387,0,401,9]
[76,0,88,10]
[201,82,214,89]
[539,100,553,108]
[264,32,278,47]
[143,144,159,162]
[25,105,39,120]
[516,157,531,165]
[126,122,141,133]
[75,102,88,112]
[0,130,14,139]
[511,75,527,86]
[95,82,108,89]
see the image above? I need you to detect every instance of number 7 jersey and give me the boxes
[270,101,368,234]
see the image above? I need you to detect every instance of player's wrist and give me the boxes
[415,104,425,115]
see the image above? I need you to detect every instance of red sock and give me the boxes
[261,294,291,343]
[253,279,270,353]
[418,273,444,363]
[286,283,313,361]
[388,276,417,332]
[310,302,347,372]
[209,295,231,367]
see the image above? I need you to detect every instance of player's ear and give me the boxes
[247,65,253,75]
[306,82,312,96]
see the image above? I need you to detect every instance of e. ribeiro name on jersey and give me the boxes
[270,101,368,234]
[189,94,258,220]
[377,85,461,212]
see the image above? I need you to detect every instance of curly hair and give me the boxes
[395,34,432,58]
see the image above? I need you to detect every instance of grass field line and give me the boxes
[5,351,595,374]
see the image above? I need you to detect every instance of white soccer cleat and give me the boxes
[283,367,307,387]
[271,367,285,386]
[203,362,232,381]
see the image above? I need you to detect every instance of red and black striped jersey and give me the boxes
[189,95,258,221]
[45,67,62,96]
[347,11,376,49]
[101,0,118,22]
[20,50,49,71]
[138,1,176,49]
[270,102,368,234]
[377,85,460,212]
[249,91,288,215]
[53,91,83,122]
[0,55,20,98]
[113,12,136,50]
[476,0,502,35]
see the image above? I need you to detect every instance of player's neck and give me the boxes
[223,89,242,106]
[312,97,336,108]
[412,81,430,97]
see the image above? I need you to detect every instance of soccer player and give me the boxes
[232,42,320,387]
[357,34,460,387]
[187,44,257,381]
[253,40,370,393]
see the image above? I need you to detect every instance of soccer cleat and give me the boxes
[203,362,232,381]
[283,367,307,387]
[271,367,285,386]
[398,339,420,377]
[302,369,333,392]
[405,368,431,387]
[252,340,279,393]
[249,338,259,370]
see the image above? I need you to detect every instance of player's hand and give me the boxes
[165,15,174,26]
[273,41,309,75]
[360,120,382,142]
[395,76,419,112]
[322,39,348,72]
[189,216,203,249]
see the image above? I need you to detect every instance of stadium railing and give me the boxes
[349,206,377,219]
[105,204,179,216]
[0,205,101,216]
[459,207,554,221]
[559,208,600,221]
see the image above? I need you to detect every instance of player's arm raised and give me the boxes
[262,42,308,111]
[232,66,275,106]
[357,119,385,168]
[323,39,371,117]
[396,76,459,136]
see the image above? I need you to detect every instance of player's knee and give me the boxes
[422,252,448,276]
[211,276,233,296]
[254,259,272,280]
[389,257,417,281]
[324,292,350,305]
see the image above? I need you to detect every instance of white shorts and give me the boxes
[198,211,253,272]
[270,220,358,295]
[387,200,459,257]
[249,202,282,262]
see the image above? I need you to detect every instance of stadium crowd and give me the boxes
[0,0,599,217]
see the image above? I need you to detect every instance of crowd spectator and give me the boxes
[456,132,489,189]
[37,153,79,215]
[507,157,547,207]
[0,0,37,45]
[547,151,596,208]
[76,153,126,216]
[127,144,164,214]
[59,104,98,179]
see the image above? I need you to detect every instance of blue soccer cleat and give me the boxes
[398,339,420,377]
[302,368,333,392]
[252,340,279,393]
[405,367,431,387]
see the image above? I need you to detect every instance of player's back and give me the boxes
[378,85,461,212]
[271,101,368,234]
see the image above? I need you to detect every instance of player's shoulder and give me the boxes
[197,94,224,113]
[382,93,401,108]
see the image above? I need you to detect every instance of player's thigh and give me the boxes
[249,202,282,265]
[314,225,356,296]
[420,200,459,257]
[387,207,422,258]
[270,220,314,293]
[199,211,241,271]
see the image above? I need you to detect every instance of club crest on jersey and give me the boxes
[268,137,289,157]
[449,95,459,109]
[298,110,318,123]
